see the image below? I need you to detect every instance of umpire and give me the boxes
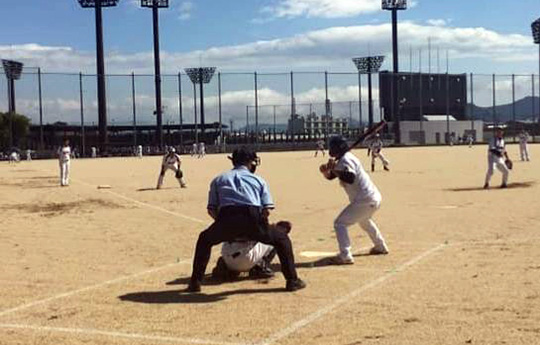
[188,147,306,292]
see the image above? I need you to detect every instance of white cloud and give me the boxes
[178,1,193,21]
[1,23,535,76]
[426,19,447,27]
[261,0,380,19]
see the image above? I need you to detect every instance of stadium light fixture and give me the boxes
[2,59,24,147]
[185,67,216,138]
[77,0,119,152]
[353,56,385,128]
[382,0,407,144]
[141,0,169,149]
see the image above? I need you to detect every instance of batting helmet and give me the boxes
[328,136,348,158]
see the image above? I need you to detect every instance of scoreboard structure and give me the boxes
[379,71,468,121]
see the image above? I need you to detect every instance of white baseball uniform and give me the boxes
[484,137,509,187]
[519,132,530,162]
[156,152,186,188]
[221,241,274,272]
[191,143,197,157]
[368,138,389,170]
[91,147,97,158]
[9,152,19,163]
[26,149,32,161]
[198,143,206,158]
[137,145,143,158]
[315,140,325,157]
[58,146,71,186]
[333,151,388,261]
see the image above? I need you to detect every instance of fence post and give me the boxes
[193,82,198,144]
[325,71,329,142]
[245,105,249,143]
[512,74,516,142]
[132,72,137,148]
[218,72,222,147]
[254,71,258,145]
[470,73,474,133]
[492,74,496,126]
[290,71,295,144]
[177,72,183,148]
[38,67,44,150]
[532,74,536,126]
[79,72,86,157]
[446,72,450,144]
[358,71,362,128]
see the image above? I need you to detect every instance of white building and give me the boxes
[288,113,348,135]
[397,115,483,145]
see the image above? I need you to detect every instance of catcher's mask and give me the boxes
[229,147,261,172]
[328,136,348,158]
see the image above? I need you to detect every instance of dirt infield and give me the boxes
[1,144,539,345]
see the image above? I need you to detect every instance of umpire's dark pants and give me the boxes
[190,206,298,284]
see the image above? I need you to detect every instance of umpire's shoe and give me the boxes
[186,280,201,293]
[286,278,307,292]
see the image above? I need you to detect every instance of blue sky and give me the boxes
[1,0,540,125]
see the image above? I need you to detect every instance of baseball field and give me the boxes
[1,144,539,345]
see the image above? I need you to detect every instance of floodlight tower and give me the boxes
[77,0,119,152]
[532,18,540,125]
[353,56,385,128]
[382,0,407,143]
[2,59,23,147]
[141,0,168,148]
[185,67,216,139]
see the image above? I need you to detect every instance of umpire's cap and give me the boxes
[229,147,260,166]
[329,136,348,157]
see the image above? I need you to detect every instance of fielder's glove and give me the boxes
[505,159,513,170]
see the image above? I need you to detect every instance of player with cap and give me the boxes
[319,136,389,264]
[156,147,187,189]
[518,129,530,162]
[314,139,326,157]
[187,147,306,292]
[484,127,511,189]
[367,133,389,172]
[58,138,71,186]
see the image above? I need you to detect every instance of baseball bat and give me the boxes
[347,120,387,151]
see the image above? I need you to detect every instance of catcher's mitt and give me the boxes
[505,159,513,170]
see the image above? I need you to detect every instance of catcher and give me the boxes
[211,220,292,281]
[319,136,389,265]
[156,147,187,189]
[484,127,511,189]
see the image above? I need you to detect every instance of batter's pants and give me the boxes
[334,200,388,259]
[60,161,70,186]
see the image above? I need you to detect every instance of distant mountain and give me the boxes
[470,96,540,122]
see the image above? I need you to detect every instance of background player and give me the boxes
[191,143,197,157]
[58,138,71,186]
[156,147,187,189]
[9,150,20,163]
[484,128,510,189]
[367,133,390,172]
[314,139,325,157]
[518,129,530,162]
[320,136,389,264]
[26,149,32,161]
[137,145,143,158]
[211,221,292,280]
[198,142,206,158]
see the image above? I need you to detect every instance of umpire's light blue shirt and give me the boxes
[207,166,274,210]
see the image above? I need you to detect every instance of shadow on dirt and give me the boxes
[446,181,535,192]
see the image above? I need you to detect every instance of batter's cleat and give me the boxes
[327,254,354,265]
[369,246,389,255]
[383,166,390,171]
[186,280,201,293]
[500,183,508,189]
[286,278,307,292]
[181,184,187,188]
[483,183,489,189]
[371,165,375,172]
